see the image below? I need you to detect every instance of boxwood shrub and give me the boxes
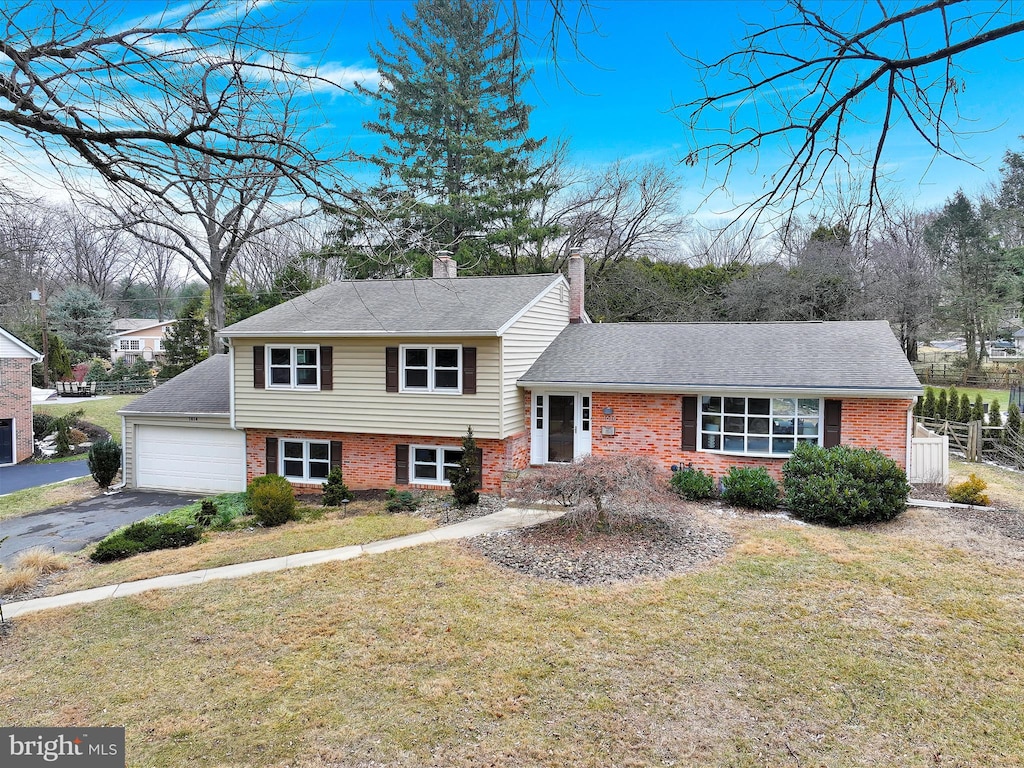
[782,442,910,526]
[91,521,202,562]
[721,466,779,510]
[247,474,296,526]
[669,465,717,501]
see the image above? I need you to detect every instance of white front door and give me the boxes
[530,392,592,464]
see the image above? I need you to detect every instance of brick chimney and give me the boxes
[432,250,457,279]
[568,247,584,323]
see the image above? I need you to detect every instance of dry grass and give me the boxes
[0,477,99,522]
[13,547,71,574]
[949,458,1024,509]
[49,512,435,594]
[3,511,1024,767]
[0,566,39,597]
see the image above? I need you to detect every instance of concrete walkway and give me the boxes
[1,506,563,622]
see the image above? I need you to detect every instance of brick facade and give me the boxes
[0,357,35,464]
[535,390,912,481]
[246,428,530,495]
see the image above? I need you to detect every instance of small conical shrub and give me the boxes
[989,399,1003,428]
[922,388,936,419]
[88,439,121,488]
[971,394,985,422]
[936,390,948,420]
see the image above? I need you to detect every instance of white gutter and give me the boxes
[516,381,923,399]
[219,329,500,339]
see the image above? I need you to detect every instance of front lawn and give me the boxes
[3,507,1023,767]
[0,477,99,522]
[34,394,141,443]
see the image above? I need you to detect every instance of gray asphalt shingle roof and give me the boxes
[219,274,563,337]
[519,321,922,394]
[120,354,230,415]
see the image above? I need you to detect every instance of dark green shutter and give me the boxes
[320,346,333,391]
[265,437,278,474]
[682,396,698,451]
[254,345,265,389]
[462,347,477,394]
[386,347,399,392]
[395,444,409,484]
[330,440,342,470]
[824,400,842,448]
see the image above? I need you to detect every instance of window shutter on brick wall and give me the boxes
[320,346,333,390]
[681,396,698,451]
[385,347,399,392]
[824,400,842,448]
[265,437,278,474]
[253,345,265,389]
[395,444,409,484]
[463,347,477,394]
[330,440,342,470]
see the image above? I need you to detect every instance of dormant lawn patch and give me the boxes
[2,506,1023,767]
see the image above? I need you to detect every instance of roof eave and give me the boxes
[517,380,922,398]
[218,329,501,339]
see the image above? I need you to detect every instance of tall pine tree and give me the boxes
[352,0,549,274]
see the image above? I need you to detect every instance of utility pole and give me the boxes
[31,277,49,388]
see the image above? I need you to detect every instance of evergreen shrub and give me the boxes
[782,443,910,526]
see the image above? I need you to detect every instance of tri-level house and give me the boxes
[120,253,923,495]
[0,325,43,466]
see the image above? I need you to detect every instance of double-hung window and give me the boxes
[280,439,331,482]
[119,339,141,351]
[268,346,319,389]
[700,396,821,456]
[411,445,463,484]
[400,345,461,393]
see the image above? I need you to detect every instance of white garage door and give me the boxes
[136,424,246,493]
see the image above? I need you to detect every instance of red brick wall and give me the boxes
[588,392,912,481]
[0,357,35,463]
[246,428,529,495]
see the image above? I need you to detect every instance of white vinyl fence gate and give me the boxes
[910,422,949,485]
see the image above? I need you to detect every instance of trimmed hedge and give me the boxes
[247,474,296,526]
[669,465,717,501]
[721,466,779,510]
[782,443,910,526]
[91,521,202,562]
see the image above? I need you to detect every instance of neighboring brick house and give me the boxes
[120,254,922,495]
[0,326,43,466]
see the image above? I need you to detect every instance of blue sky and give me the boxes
[8,0,1024,223]
[291,0,1024,220]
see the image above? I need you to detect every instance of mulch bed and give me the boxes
[467,504,732,586]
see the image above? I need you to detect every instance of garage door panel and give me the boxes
[136,425,245,493]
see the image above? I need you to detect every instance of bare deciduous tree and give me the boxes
[683,0,1024,229]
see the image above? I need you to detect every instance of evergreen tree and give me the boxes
[47,333,73,382]
[989,399,1003,428]
[936,389,948,420]
[947,386,959,414]
[450,426,481,507]
[922,388,936,419]
[49,285,114,357]
[352,0,549,273]
[1005,403,1022,443]
[161,295,209,378]
[958,393,972,423]
[971,394,985,422]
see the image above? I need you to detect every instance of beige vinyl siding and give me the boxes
[500,282,570,435]
[122,414,232,488]
[234,336,504,439]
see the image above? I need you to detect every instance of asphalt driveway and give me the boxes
[0,490,199,567]
[0,460,90,495]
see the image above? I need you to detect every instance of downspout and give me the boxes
[906,396,918,476]
[228,337,236,430]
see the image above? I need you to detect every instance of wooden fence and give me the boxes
[912,364,1024,388]
[94,378,157,395]
[915,416,1024,469]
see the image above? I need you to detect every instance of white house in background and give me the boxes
[1013,328,1024,354]
[110,320,175,365]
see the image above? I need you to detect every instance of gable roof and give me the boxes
[0,325,43,361]
[119,354,230,415]
[219,274,564,338]
[112,320,175,338]
[519,321,922,397]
